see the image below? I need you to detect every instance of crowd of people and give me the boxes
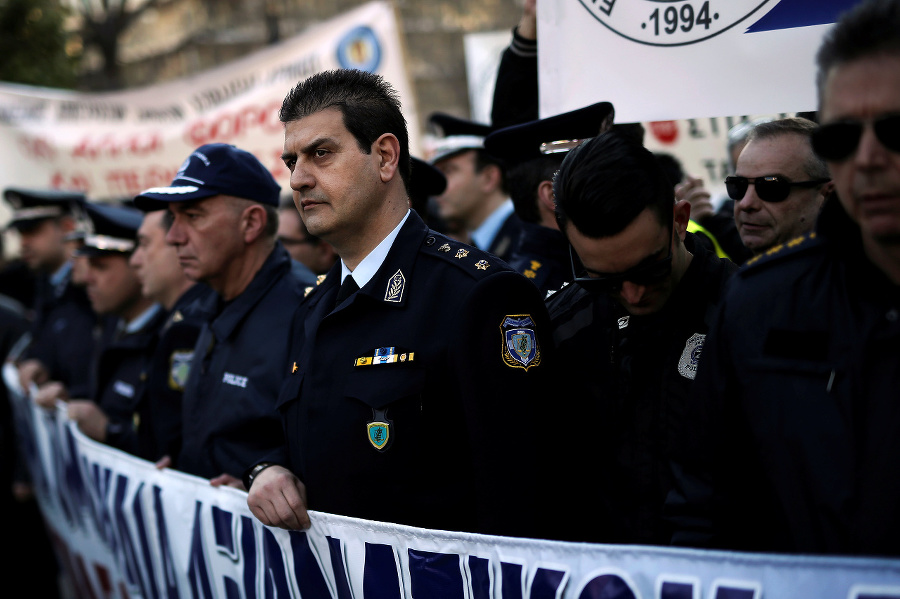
[1,0,899,588]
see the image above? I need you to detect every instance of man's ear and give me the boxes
[673,199,691,242]
[537,180,555,213]
[478,163,502,193]
[373,133,401,183]
[241,204,268,244]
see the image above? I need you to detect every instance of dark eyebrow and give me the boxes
[284,137,336,162]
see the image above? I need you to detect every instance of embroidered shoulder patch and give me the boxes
[677,333,705,380]
[500,314,542,371]
[169,350,194,390]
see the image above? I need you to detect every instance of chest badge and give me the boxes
[677,333,706,380]
[367,409,393,452]
[500,314,542,371]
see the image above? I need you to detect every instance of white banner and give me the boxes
[5,362,900,599]
[538,0,864,123]
[0,1,419,209]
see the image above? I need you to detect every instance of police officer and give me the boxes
[4,188,98,399]
[245,69,556,538]
[134,143,302,487]
[128,208,212,462]
[484,101,614,296]
[427,113,522,261]
[546,130,737,544]
[52,202,166,454]
[667,0,900,556]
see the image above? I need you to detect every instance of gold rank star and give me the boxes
[316,274,327,285]
[455,249,469,259]
[475,260,489,270]
[524,270,536,279]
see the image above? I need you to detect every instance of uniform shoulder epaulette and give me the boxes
[421,232,509,280]
[739,232,824,276]
[303,273,329,298]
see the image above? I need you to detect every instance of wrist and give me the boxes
[244,462,276,490]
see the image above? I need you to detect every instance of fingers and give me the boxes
[209,473,245,490]
[247,466,311,531]
[155,455,173,470]
[34,381,67,409]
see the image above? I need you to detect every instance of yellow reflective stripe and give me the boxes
[687,220,730,260]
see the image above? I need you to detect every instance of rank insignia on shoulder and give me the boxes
[355,346,415,367]
[439,243,451,252]
[475,260,489,270]
[500,314,542,371]
[316,274,328,285]
[677,333,706,380]
[304,286,315,297]
[169,349,194,390]
[384,269,405,303]
[172,310,183,323]
[530,260,542,271]
[524,270,536,279]
[455,249,469,259]
[367,409,393,452]
[292,362,298,374]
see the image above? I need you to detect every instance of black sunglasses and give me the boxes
[724,175,830,203]
[811,113,900,161]
[570,242,673,295]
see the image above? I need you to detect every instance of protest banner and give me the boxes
[5,360,900,599]
[537,0,863,123]
[0,1,419,211]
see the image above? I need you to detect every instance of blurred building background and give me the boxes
[8,0,523,132]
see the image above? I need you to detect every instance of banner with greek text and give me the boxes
[0,1,418,210]
[538,0,864,123]
[5,363,900,599]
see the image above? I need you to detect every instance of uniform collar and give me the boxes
[340,209,411,289]
[471,198,514,250]
[208,243,293,341]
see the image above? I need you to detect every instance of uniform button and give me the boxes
[425,236,436,246]
[887,309,898,322]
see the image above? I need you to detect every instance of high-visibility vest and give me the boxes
[687,220,731,260]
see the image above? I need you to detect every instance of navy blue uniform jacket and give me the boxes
[668,198,900,556]
[177,243,302,479]
[25,265,98,398]
[276,212,556,537]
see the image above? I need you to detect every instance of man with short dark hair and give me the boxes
[246,69,554,537]
[667,0,900,556]
[546,129,736,544]
[484,101,614,296]
[730,117,832,256]
[134,143,302,487]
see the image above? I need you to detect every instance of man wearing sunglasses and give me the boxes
[729,117,832,256]
[668,0,900,556]
[545,129,737,544]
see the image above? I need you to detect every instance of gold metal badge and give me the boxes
[439,243,451,252]
[475,260,489,270]
[455,249,469,259]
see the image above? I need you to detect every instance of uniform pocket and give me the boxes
[342,368,426,409]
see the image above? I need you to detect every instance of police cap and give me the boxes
[427,113,495,165]
[3,188,86,231]
[483,102,615,168]
[133,143,281,211]
[76,202,143,256]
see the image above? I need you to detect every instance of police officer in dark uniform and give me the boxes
[667,0,900,557]
[546,130,737,544]
[246,69,556,538]
[484,101,614,297]
[127,208,213,463]
[59,202,166,454]
[4,188,98,399]
[134,143,302,486]
[428,113,523,261]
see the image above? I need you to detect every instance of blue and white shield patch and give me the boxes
[677,333,705,380]
[500,314,542,371]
